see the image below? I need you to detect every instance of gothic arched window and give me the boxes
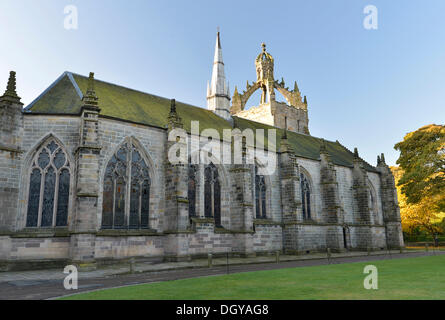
[188,164,197,217]
[204,163,221,227]
[300,173,311,220]
[102,142,151,229]
[26,140,71,228]
[255,166,267,219]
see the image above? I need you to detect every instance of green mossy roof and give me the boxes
[26,72,377,172]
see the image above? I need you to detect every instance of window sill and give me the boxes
[190,217,215,224]
[214,228,255,234]
[253,219,281,226]
[97,229,159,237]
[11,228,70,238]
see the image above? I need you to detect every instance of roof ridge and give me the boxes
[69,71,211,113]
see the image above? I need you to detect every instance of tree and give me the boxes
[394,124,445,212]
[391,166,443,240]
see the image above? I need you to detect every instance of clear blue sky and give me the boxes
[1,0,444,166]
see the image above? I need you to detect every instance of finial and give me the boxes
[261,42,266,52]
[304,95,307,105]
[1,71,21,103]
[381,153,386,164]
[377,155,381,165]
[82,72,99,107]
[170,99,176,113]
[234,85,239,95]
[216,28,221,49]
[354,148,359,159]
[88,72,95,91]
[293,81,299,93]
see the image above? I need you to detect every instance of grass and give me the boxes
[62,255,445,300]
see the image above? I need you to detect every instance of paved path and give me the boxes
[0,250,442,300]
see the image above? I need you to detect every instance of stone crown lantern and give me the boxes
[230,43,310,134]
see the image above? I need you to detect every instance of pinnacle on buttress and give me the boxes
[82,72,99,108]
[377,155,381,166]
[304,96,307,106]
[354,148,359,159]
[283,116,288,139]
[380,153,386,165]
[320,139,328,154]
[1,71,22,103]
[168,98,183,129]
[170,98,176,114]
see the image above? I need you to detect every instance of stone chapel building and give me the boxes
[0,33,403,270]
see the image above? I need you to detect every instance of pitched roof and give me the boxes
[26,72,378,172]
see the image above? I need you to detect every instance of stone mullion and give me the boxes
[197,165,204,218]
[37,163,46,228]
[52,165,61,228]
[138,180,142,228]
[125,142,132,229]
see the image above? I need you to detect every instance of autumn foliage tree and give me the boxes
[393,124,445,239]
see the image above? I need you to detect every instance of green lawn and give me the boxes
[63,255,445,300]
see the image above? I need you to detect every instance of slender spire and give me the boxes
[1,71,21,103]
[82,72,99,108]
[207,30,231,121]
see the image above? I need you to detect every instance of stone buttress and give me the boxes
[0,72,23,232]
[163,99,191,261]
[70,72,101,269]
[377,154,404,249]
[228,135,255,257]
[279,132,304,253]
[319,140,344,251]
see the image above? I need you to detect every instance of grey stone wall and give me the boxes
[0,110,404,269]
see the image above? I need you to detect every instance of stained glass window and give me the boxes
[300,173,311,220]
[101,141,151,229]
[26,140,71,228]
[204,163,221,226]
[255,166,267,219]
